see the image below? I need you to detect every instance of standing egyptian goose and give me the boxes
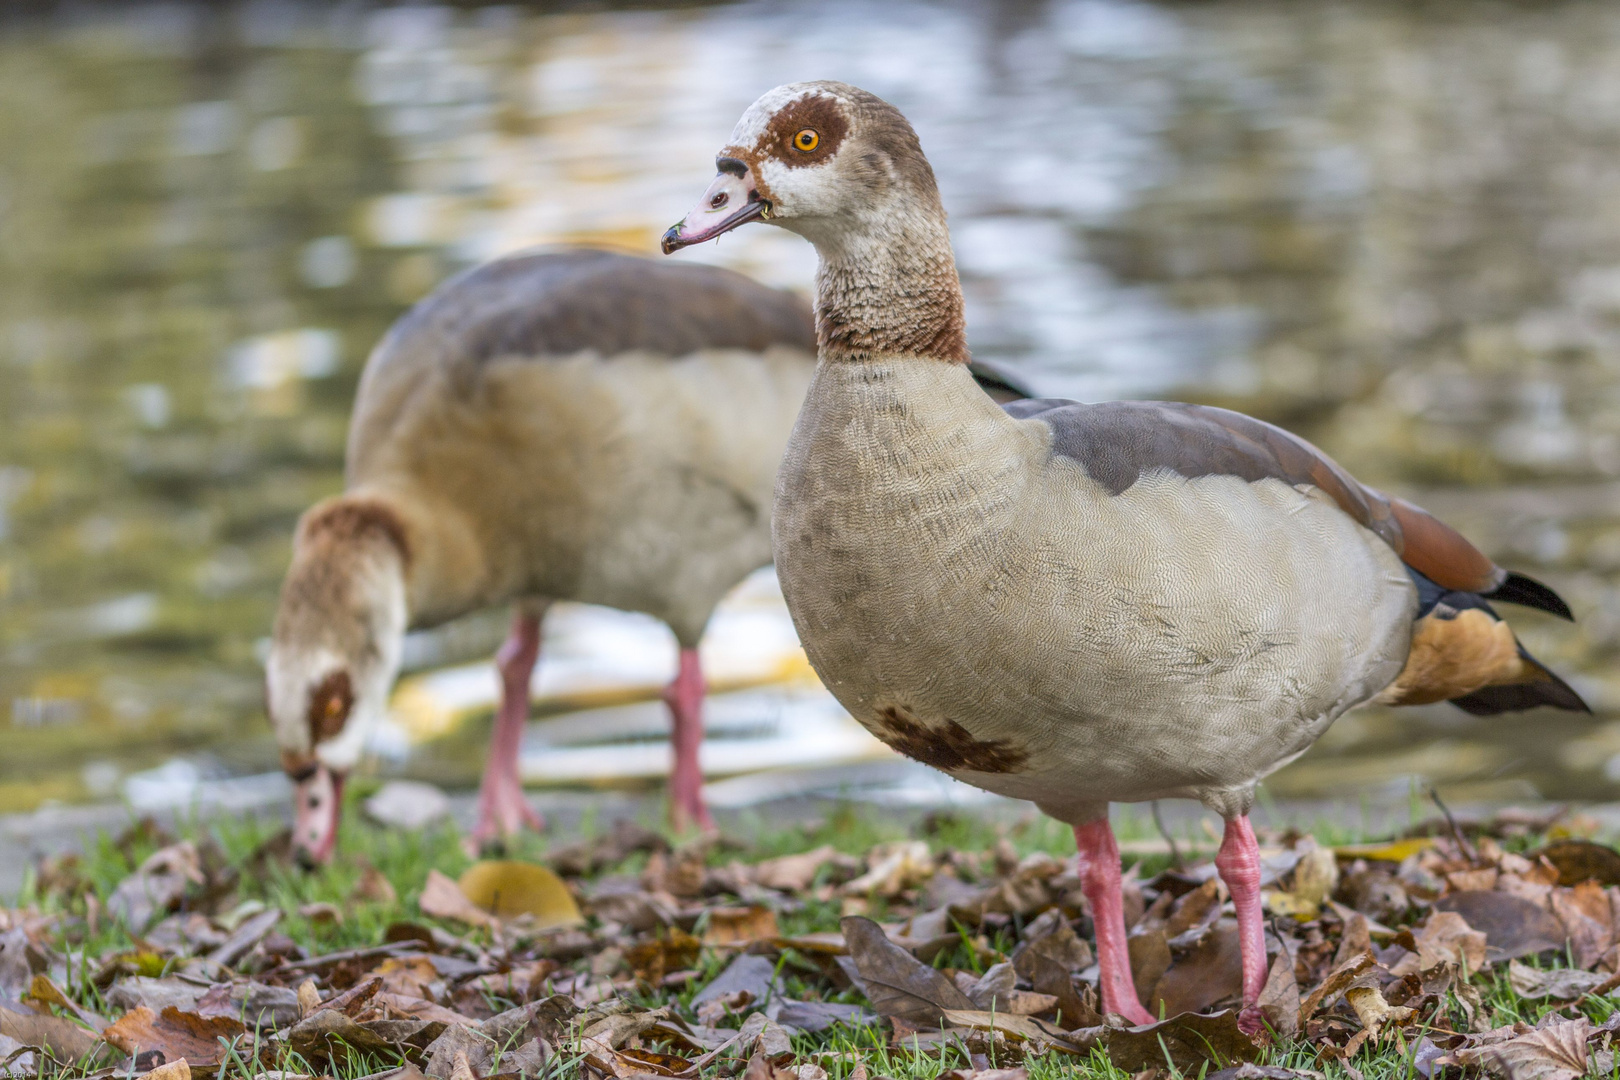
[267,246,1028,863]
[663,83,1587,1033]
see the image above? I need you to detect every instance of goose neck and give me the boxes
[811,203,967,366]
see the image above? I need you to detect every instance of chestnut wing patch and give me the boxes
[1006,398,1501,594]
[1377,572,1588,714]
[872,705,1029,774]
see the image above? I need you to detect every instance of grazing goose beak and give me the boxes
[291,761,343,867]
[661,157,768,253]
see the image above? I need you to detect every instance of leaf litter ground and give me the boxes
[4,800,1620,1080]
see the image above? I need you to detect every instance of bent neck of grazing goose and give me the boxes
[810,198,968,365]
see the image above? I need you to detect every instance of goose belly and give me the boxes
[773,360,1416,816]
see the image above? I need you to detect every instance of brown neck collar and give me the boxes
[811,205,969,365]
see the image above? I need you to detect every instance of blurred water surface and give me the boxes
[7,0,1620,813]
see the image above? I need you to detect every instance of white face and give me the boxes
[266,559,405,864]
[661,81,864,254]
[265,643,382,772]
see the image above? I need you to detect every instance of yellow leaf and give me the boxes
[1265,844,1339,919]
[1346,984,1413,1041]
[1333,838,1435,863]
[456,860,583,928]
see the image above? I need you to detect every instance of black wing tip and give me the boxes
[1449,664,1592,716]
[967,359,1035,403]
[1487,571,1575,621]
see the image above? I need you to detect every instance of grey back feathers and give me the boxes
[385,248,814,371]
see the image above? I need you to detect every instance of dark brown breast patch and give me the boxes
[872,704,1030,774]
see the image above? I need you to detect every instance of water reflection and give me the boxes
[4,0,1620,812]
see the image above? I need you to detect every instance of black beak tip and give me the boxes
[295,847,319,872]
[659,224,684,255]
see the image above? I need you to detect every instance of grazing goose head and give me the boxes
[266,497,408,864]
[663,81,966,363]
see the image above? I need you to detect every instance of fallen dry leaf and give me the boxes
[1399,910,1489,975]
[625,927,701,983]
[692,953,780,1013]
[102,1006,246,1069]
[105,843,204,934]
[703,905,779,946]
[283,1009,401,1066]
[752,846,845,892]
[28,974,107,1031]
[456,861,583,928]
[842,841,935,898]
[351,864,399,906]
[142,1058,191,1080]
[1267,844,1338,920]
[366,956,439,1000]
[418,870,496,930]
[209,907,282,969]
[320,976,383,1018]
[939,1009,1082,1052]
[1469,1017,1591,1080]
[1344,984,1412,1041]
[1127,928,1171,1006]
[1070,1010,1259,1071]
[840,915,975,1024]
[1257,948,1300,1038]
[200,984,293,1035]
[1009,911,1096,1026]
[641,844,708,898]
[1334,838,1435,863]
[740,1049,795,1080]
[1206,1067,1322,1080]
[1537,841,1620,887]
[1297,949,1376,1028]
[546,819,665,877]
[1151,921,1242,1017]
[1506,961,1610,1000]
[0,929,33,1001]
[106,978,203,1017]
[1433,892,1564,964]
[0,1002,101,1061]
[1549,881,1611,969]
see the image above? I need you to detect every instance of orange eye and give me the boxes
[793,129,819,153]
[324,695,344,721]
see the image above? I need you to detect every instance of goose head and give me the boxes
[661,81,943,258]
[267,500,408,866]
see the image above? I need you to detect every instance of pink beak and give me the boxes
[293,765,343,867]
[661,159,768,253]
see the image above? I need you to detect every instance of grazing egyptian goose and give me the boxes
[662,82,1587,1033]
[267,246,1028,864]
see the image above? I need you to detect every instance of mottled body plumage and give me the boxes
[774,357,1416,824]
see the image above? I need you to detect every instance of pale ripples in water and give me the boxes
[5,0,1620,811]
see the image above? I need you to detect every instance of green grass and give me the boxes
[8,794,1615,1080]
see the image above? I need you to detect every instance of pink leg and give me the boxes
[663,647,714,833]
[1216,815,1266,1036]
[470,610,544,849]
[1075,818,1156,1025]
